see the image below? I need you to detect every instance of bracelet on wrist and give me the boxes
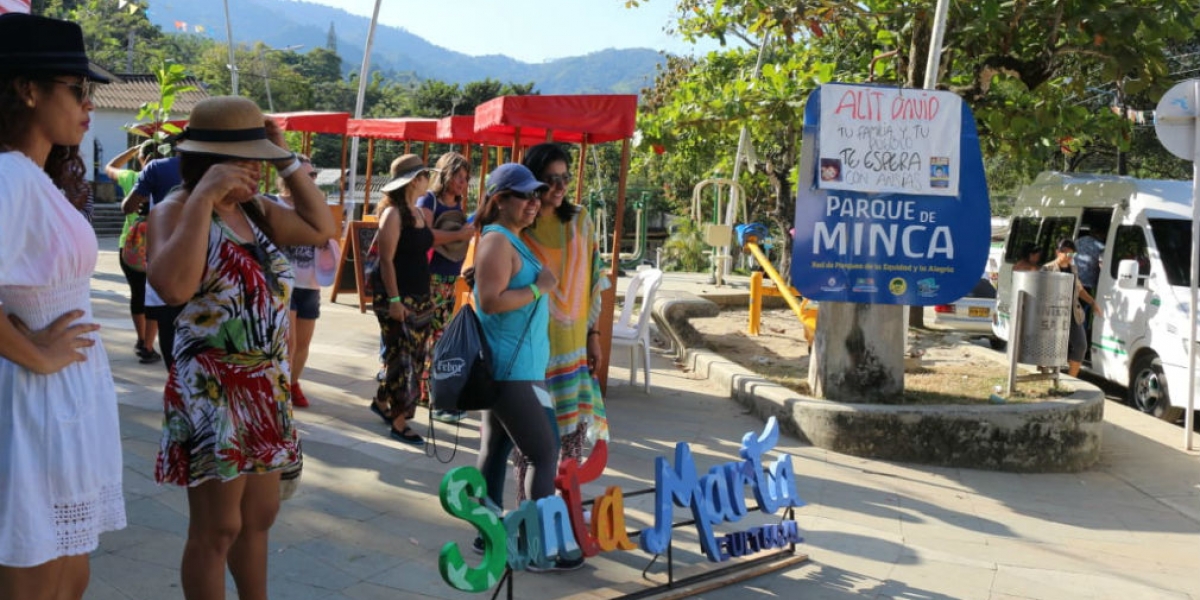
[529,283,542,301]
[587,330,601,338]
[388,296,402,304]
[276,155,302,178]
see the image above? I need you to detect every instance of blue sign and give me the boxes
[791,83,991,305]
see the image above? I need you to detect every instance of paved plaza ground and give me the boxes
[82,238,1200,599]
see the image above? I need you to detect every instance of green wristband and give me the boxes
[529,284,541,301]
[388,296,402,304]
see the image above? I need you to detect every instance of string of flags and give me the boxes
[172,20,206,33]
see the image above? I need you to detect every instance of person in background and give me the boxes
[515,144,610,505]
[1012,243,1042,272]
[417,151,476,423]
[1074,224,1105,332]
[0,14,126,599]
[368,154,437,446]
[106,140,161,363]
[124,147,183,370]
[63,155,93,222]
[472,164,582,572]
[266,154,322,408]
[1042,238,1101,377]
[149,96,337,600]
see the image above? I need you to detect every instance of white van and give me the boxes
[993,172,1196,421]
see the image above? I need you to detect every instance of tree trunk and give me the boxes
[809,302,905,402]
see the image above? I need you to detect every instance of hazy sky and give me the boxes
[300,0,726,63]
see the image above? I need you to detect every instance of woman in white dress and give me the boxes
[0,13,126,600]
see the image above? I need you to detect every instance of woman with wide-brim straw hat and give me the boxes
[147,95,338,600]
[368,153,440,446]
[0,13,125,600]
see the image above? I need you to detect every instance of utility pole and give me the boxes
[126,29,134,72]
[259,47,274,112]
[258,44,303,113]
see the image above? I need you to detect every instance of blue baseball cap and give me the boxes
[486,163,549,197]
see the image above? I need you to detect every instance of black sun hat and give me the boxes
[0,13,112,83]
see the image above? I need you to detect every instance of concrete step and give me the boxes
[92,203,126,238]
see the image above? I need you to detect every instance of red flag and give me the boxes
[0,0,32,14]
[174,20,184,31]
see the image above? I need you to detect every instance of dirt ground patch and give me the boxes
[685,307,1067,404]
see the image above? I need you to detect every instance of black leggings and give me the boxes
[117,254,147,315]
[477,381,559,509]
[146,304,184,371]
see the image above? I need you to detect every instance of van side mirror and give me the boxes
[1116,259,1141,290]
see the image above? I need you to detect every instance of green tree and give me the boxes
[41,0,164,73]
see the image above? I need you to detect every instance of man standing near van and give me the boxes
[1074,225,1105,330]
[1043,239,1102,376]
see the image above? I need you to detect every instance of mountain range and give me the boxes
[145,0,664,94]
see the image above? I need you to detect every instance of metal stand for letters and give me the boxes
[490,484,808,600]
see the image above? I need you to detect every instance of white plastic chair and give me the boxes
[611,268,664,391]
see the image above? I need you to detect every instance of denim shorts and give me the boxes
[291,288,321,320]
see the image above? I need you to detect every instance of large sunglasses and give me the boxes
[500,190,542,201]
[543,173,571,187]
[242,243,284,296]
[48,78,95,104]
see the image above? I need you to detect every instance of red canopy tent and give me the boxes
[345,118,440,213]
[267,111,351,211]
[472,94,639,390]
[436,115,546,208]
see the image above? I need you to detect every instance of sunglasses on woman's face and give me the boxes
[48,78,95,104]
[501,190,541,201]
[543,173,570,187]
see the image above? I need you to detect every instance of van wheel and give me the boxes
[1129,353,1185,422]
[988,336,1006,351]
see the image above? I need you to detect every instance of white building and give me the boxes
[81,73,209,187]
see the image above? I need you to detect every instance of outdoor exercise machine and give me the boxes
[691,178,748,286]
[590,188,654,270]
[736,223,817,347]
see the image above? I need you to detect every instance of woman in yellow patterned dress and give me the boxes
[513,143,610,500]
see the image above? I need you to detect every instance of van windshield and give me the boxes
[1150,219,1191,286]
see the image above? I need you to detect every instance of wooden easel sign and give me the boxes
[329,220,379,313]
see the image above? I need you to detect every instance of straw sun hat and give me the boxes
[175,96,293,161]
[381,154,437,193]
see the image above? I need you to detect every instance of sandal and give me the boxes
[369,401,392,425]
[389,426,425,447]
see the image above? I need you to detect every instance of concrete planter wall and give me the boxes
[655,294,1104,473]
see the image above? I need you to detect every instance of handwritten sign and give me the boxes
[792,83,991,305]
[818,83,961,196]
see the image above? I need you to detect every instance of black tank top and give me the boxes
[390,223,433,298]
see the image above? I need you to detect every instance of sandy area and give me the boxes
[682,306,1025,399]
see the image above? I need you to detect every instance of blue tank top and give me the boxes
[475,225,549,381]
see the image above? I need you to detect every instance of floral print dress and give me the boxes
[155,209,299,486]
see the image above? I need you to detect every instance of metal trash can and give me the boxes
[1011,271,1073,365]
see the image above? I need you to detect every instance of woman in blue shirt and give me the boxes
[472,164,560,508]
